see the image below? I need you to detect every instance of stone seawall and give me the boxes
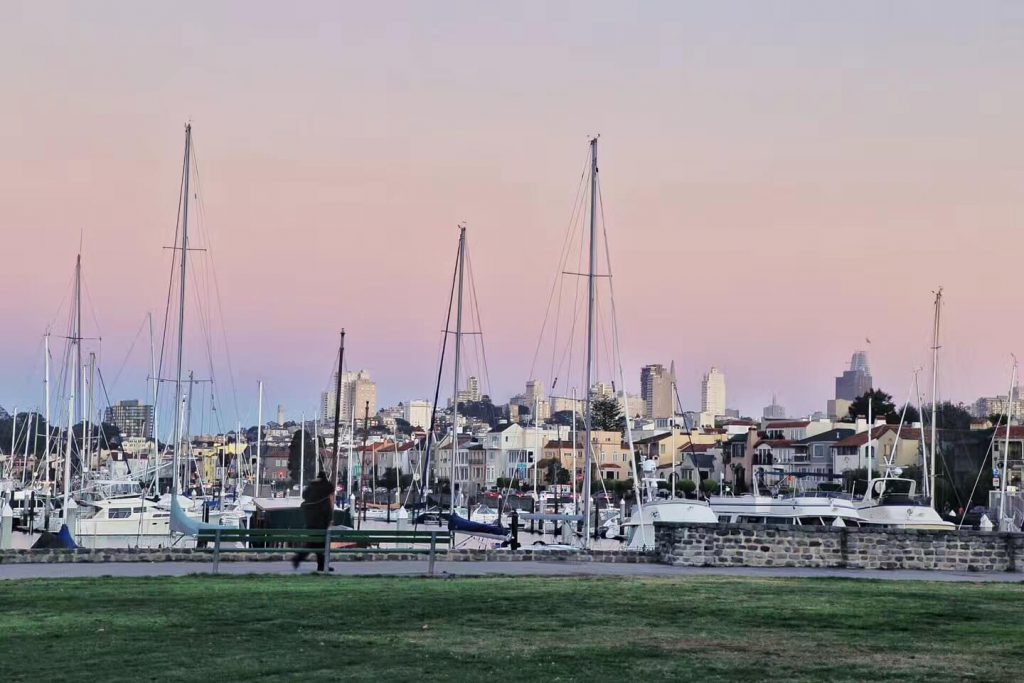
[656,522,1024,572]
[0,547,656,565]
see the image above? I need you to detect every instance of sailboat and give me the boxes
[852,290,954,531]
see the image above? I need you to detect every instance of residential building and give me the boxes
[404,400,433,429]
[973,391,1024,419]
[104,399,154,439]
[701,366,726,417]
[831,424,923,474]
[790,428,855,483]
[762,419,833,442]
[641,363,675,419]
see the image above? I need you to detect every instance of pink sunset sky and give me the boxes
[2,2,1022,425]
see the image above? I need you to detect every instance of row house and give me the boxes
[831,425,923,475]
[761,419,833,442]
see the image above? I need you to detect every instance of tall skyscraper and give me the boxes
[104,399,154,439]
[640,363,675,419]
[763,394,786,419]
[321,370,378,423]
[456,376,482,404]
[701,367,726,417]
[835,351,872,401]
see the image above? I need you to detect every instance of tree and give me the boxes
[846,389,901,424]
[549,410,578,427]
[287,427,316,485]
[590,396,625,433]
[933,402,973,431]
[394,418,413,436]
[899,403,921,425]
[700,479,720,495]
[678,479,697,496]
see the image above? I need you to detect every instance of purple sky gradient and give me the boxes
[2,2,1022,425]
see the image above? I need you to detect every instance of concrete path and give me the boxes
[2,560,1023,582]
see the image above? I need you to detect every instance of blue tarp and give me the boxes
[448,513,508,539]
[57,523,78,549]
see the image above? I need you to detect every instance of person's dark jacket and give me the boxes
[302,478,334,529]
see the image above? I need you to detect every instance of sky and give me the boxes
[1,1,1023,427]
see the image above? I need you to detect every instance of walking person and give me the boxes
[292,471,335,572]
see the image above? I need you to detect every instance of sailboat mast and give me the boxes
[346,403,355,508]
[571,387,578,510]
[170,124,192,499]
[62,395,73,522]
[299,412,306,495]
[999,360,1016,531]
[255,380,263,497]
[74,255,82,430]
[149,312,159,464]
[331,330,345,484]
[929,288,942,509]
[43,334,50,491]
[582,137,598,544]
[450,226,466,516]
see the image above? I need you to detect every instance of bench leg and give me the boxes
[323,529,332,573]
[428,533,436,576]
[213,528,222,575]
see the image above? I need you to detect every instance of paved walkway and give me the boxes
[2,560,1023,582]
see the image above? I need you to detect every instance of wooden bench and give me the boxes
[197,527,451,575]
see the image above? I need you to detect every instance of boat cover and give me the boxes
[448,513,509,539]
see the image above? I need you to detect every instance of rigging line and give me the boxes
[419,231,461,500]
[154,135,189,438]
[527,152,591,380]
[108,314,149,394]
[956,418,1002,530]
[548,187,588,388]
[80,268,104,347]
[465,247,492,398]
[189,137,241,425]
[186,246,222,433]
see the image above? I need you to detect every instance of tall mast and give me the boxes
[582,137,598,544]
[299,411,306,496]
[346,403,355,508]
[571,387,578,510]
[450,226,466,516]
[999,360,1016,531]
[149,312,159,464]
[43,334,50,491]
[170,124,192,499]
[930,288,942,509]
[62,395,73,522]
[255,380,263,497]
[74,255,82,431]
[331,330,345,483]
[85,352,95,474]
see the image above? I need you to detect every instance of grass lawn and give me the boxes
[1,575,1022,682]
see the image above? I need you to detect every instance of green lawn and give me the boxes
[1,575,1022,682]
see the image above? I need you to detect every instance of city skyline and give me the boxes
[2,3,1022,422]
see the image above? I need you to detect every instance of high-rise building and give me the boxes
[509,379,550,422]
[321,370,378,423]
[640,363,675,419]
[763,394,786,419]
[835,351,872,401]
[104,399,154,439]
[701,366,726,417]
[456,376,482,404]
[404,400,433,429]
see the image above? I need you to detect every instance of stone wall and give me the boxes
[656,522,1024,573]
[0,547,656,565]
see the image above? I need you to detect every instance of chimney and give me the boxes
[855,417,868,433]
